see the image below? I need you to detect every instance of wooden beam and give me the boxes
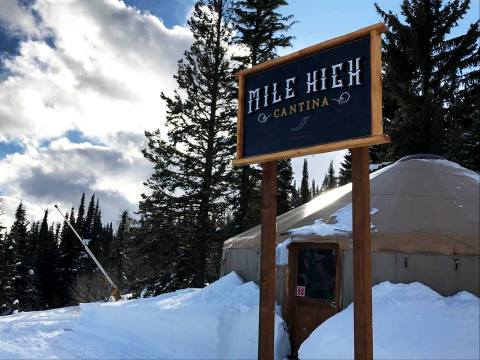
[351,147,373,360]
[370,30,383,135]
[236,74,245,160]
[233,134,390,166]
[259,161,277,360]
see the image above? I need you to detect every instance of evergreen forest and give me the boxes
[0,0,478,314]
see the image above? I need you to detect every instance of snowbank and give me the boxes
[76,272,290,359]
[418,158,479,182]
[299,281,479,359]
[291,205,378,236]
[0,272,289,359]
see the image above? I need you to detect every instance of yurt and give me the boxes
[221,155,479,351]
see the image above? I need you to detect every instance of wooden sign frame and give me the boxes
[234,23,389,166]
[233,23,390,360]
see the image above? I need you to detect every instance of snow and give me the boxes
[283,162,396,240]
[418,158,479,183]
[274,163,396,264]
[276,239,290,265]
[299,281,480,360]
[0,272,290,359]
[369,162,391,171]
[291,205,378,236]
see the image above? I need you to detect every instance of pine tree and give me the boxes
[233,0,294,66]
[311,179,316,198]
[83,195,95,240]
[232,0,295,232]
[54,223,61,245]
[0,197,4,235]
[291,180,300,208]
[321,173,328,192]
[300,159,311,204]
[36,210,61,309]
[338,150,352,185]
[376,0,479,165]
[141,0,236,288]
[8,202,41,311]
[321,160,338,191]
[104,222,114,264]
[75,193,89,271]
[91,200,106,260]
[58,207,82,305]
[112,211,129,290]
[277,158,294,215]
[0,230,17,315]
[76,194,86,234]
[85,195,103,269]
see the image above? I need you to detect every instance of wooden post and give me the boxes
[351,147,373,360]
[259,160,277,360]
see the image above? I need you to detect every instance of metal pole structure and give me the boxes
[351,147,373,359]
[54,204,119,295]
[258,161,277,359]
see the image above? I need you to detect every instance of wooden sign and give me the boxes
[233,23,390,360]
[234,23,389,166]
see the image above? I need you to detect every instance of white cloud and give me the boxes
[0,0,346,231]
[0,137,152,229]
[0,0,192,143]
[0,0,43,38]
[0,0,192,228]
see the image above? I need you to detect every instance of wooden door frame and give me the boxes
[287,241,342,352]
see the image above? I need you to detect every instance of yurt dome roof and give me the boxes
[223,156,479,256]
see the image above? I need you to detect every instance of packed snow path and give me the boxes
[0,273,290,359]
[0,307,131,359]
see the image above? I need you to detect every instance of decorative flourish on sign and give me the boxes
[257,113,271,124]
[331,91,351,105]
[291,116,309,132]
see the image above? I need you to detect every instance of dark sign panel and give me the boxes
[234,24,388,165]
[244,37,370,157]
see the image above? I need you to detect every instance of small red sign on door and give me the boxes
[296,286,306,297]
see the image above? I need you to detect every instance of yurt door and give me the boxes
[288,242,341,353]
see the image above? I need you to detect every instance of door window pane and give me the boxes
[297,249,336,299]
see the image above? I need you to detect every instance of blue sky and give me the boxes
[1,0,477,159]
[123,0,193,27]
[0,0,477,227]
[120,0,479,51]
